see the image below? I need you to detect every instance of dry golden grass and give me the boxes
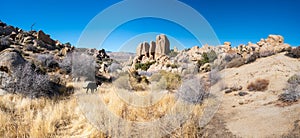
[76,83,208,137]
[0,80,214,138]
[0,94,104,138]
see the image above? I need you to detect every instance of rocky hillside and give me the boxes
[129,33,298,75]
[0,21,112,98]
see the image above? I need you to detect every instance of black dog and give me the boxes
[83,81,102,94]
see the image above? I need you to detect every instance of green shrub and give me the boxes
[166,63,178,68]
[197,50,217,67]
[287,74,300,84]
[135,61,155,71]
[168,51,178,58]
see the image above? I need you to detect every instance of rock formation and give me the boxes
[0,21,114,97]
[133,34,171,65]
[37,30,55,45]
[155,34,170,59]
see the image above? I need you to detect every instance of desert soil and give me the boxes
[204,53,300,137]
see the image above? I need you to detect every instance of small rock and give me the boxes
[225,89,232,94]
[238,91,248,96]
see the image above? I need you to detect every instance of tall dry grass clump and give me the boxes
[0,94,103,137]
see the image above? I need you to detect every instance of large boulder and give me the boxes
[37,30,55,45]
[155,34,170,59]
[0,49,26,71]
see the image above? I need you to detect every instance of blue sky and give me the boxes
[1,0,299,52]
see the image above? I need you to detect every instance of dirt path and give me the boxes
[212,53,300,137]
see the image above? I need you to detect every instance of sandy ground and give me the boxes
[209,53,300,137]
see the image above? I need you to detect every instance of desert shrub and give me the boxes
[197,50,217,67]
[135,61,155,71]
[287,74,300,84]
[247,79,270,91]
[149,71,181,90]
[209,69,221,85]
[168,51,178,58]
[114,75,131,90]
[176,77,208,104]
[159,71,181,90]
[279,74,300,102]
[108,62,122,73]
[149,72,162,82]
[59,52,98,80]
[37,54,59,70]
[166,63,178,68]
[59,53,72,74]
[8,62,58,98]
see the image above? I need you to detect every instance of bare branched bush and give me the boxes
[176,77,208,104]
[247,79,269,91]
[73,53,97,80]
[209,69,221,86]
[59,53,72,74]
[114,74,131,90]
[62,52,96,80]
[9,62,57,98]
[37,54,59,70]
[108,62,122,73]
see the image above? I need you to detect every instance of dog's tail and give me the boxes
[83,87,87,89]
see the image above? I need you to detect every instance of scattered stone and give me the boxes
[238,91,248,96]
[199,63,211,73]
[225,89,233,94]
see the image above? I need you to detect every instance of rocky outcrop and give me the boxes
[37,30,56,45]
[257,34,291,53]
[135,34,170,62]
[155,34,170,59]
[132,34,171,69]
[136,42,150,58]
